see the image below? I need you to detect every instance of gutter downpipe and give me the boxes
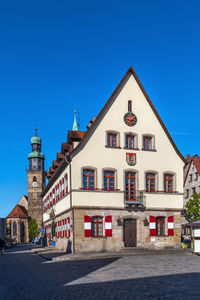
[65,155,75,254]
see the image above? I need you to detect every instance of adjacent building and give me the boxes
[0,218,6,239]
[182,154,200,237]
[42,66,185,253]
[6,195,29,242]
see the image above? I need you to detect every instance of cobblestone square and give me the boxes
[1,245,200,299]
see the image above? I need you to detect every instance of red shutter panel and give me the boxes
[67,217,70,237]
[168,216,174,236]
[65,218,67,237]
[62,178,65,197]
[105,216,112,237]
[65,174,68,194]
[59,221,61,238]
[84,216,91,237]
[63,220,65,238]
[149,216,156,236]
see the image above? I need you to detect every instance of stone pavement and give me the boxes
[1,244,200,299]
[33,246,190,262]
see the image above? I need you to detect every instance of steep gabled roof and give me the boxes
[184,155,200,186]
[7,204,28,219]
[69,66,185,163]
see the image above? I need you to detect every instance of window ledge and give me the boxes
[123,147,140,151]
[143,190,179,194]
[90,236,107,239]
[105,145,122,149]
[141,148,157,152]
[101,188,120,191]
[79,188,100,191]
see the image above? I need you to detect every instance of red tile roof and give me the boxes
[7,204,28,218]
[67,130,85,142]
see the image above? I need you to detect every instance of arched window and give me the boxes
[91,216,103,237]
[33,176,37,183]
[13,221,17,236]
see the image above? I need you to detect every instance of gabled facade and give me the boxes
[183,155,200,235]
[42,67,185,253]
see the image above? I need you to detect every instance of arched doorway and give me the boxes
[124,219,137,247]
[20,222,25,243]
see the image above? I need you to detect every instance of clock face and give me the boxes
[124,112,137,126]
[32,181,37,187]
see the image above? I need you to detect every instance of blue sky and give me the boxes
[1,0,200,217]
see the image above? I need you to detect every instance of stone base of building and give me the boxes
[44,208,181,254]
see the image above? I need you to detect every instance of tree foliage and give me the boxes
[28,218,39,240]
[183,192,200,222]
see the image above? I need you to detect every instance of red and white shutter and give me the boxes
[149,216,156,236]
[168,216,174,236]
[64,219,67,237]
[62,178,65,197]
[84,216,91,237]
[60,181,62,199]
[105,216,112,237]
[53,189,55,204]
[65,174,68,194]
[67,217,70,237]
[59,221,62,237]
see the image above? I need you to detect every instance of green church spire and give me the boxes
[72,109,79,131]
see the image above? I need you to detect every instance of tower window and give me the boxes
[33,176,37,183]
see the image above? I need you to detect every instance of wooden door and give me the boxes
[124,219,137,247]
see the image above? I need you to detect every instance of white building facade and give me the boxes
[42,67,185,253]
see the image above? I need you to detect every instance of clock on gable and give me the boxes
[124,100,137,126]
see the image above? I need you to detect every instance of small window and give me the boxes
[156,217,165,236]
[104,171,115,190]
[181,225,185,235]
[143,136,154,150]
[185,189,189,198]
[189,174,192,182]
[146,173,156,192]
[128,100,132,112]
[91,216,103,237]
[107,132,118,148]
[125,134,135,149]
[83,169,95,189]
[33,176,37,183]
[192,187,196,195]
[164,174,174,192]
[195,172,198,181]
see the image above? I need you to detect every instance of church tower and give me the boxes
[27,128,46,228]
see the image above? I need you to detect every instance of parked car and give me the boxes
[34,236,41,245]
[5,238,14,248]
